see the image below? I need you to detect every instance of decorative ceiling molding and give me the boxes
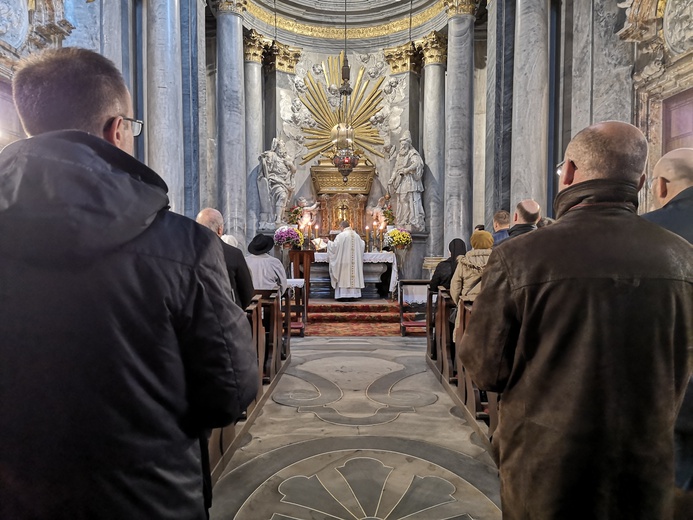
[243,28,265,62]
[218,0,248,15]
[245,1,447,40]
[419,30,447,66]
[443,0,476,17]
[266,41,303,74]
[617,0,661,42]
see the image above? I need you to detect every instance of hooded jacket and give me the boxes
[449,248,493,335]
[0,131,258,519]
[460,179,693,519]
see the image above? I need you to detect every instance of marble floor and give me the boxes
[211,336,501,520]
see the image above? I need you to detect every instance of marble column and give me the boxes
[244,30,266,248]
[264,42,302,151]
[510,0,549,210]
[443,1,475,246]
[146,0,185,213]
[216,1,247,244]
[384,43,421,149]
[420,32,447,257]
[101,1,124,71]
[484,0,514,226]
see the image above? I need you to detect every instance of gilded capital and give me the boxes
[266,41,302,74]
[444,0,476,17]
[384,42,421,75]
[218,0,247,15]
[244,29,265,63]
[420,31,447,66]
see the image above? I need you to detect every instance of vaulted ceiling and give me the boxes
[208,1,487,53]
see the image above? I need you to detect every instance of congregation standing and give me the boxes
[0,44,692,520]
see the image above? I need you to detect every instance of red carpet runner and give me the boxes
[302,300,425,337]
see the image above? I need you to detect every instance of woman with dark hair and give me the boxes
[429,238,467,291]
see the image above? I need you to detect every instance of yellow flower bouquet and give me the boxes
[384,228,412,249]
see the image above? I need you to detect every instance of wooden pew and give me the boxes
[254,288,282,383]
[399,279,429,336]
[434,288,455,384]
[246,295,264,405]
[456,302,501,438]
[426,287,437,361]
[287,280,307,337]
[281,290,292,364]
[208,294,263,479]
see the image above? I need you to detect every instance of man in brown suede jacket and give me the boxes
[460,121,693,519]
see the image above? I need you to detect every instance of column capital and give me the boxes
[218,0,247,15]
[244,29,265,63]
[419,31,447,66]
[384,42,421,75]
[444,0,476,17]
[266,41,302,74]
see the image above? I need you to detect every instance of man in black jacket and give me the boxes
[196,207,255,310]
[0,47,258,519]
[507,199,541,239]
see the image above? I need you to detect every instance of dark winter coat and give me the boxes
[221,240,255,309]
[460,179,693,519]
[642,185,693,243]
[0,131,258,519]
[429,238,467,291]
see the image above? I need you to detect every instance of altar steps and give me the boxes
[303,300,421,336]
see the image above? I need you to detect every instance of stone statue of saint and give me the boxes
[258,138,296,226]
[388,131,425,231]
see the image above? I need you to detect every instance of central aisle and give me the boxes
[211,336,501,520]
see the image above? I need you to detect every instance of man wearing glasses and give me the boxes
[460,121,693,518]
[0,47,258,518]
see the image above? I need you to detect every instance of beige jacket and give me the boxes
[449,248,492,333]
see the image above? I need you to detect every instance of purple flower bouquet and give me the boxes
[274,226,304,247]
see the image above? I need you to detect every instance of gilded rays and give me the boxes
[299,52,385,165]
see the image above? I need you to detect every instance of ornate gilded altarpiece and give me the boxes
[619,0,693,211]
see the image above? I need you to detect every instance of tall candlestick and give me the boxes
[365,226,370,252]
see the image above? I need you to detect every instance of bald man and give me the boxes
[196,208,254,310]
[643,148,693,243]
[507,199,541,239]
[643,149,693,493]
[460,121,693,519]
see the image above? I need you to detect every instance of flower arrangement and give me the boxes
[274,226,304,248]
[382,205,395,225]
[287,205,304,225]
[384,228,412,248]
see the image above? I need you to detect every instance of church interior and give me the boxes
[1,1,692,518]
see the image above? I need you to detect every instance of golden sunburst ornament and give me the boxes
[299,52,386,168]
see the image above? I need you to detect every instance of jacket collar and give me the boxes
[554,179,640,219]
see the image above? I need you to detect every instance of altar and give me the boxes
[298,251,398,299]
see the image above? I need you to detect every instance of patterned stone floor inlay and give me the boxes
[211,337,501,520]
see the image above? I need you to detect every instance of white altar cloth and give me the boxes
[313,252,398,293]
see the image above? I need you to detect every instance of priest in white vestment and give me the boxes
[327,221,365,300]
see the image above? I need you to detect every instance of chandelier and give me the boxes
[331,0,360,182]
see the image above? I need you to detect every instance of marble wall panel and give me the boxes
[510,0,549,210]
[571,1,633,136]
[473,41,487,230]
[63,0,100,51]
[484,0,514,226]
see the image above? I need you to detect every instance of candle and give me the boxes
[365,226,370,251]
[307,224,311,241]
